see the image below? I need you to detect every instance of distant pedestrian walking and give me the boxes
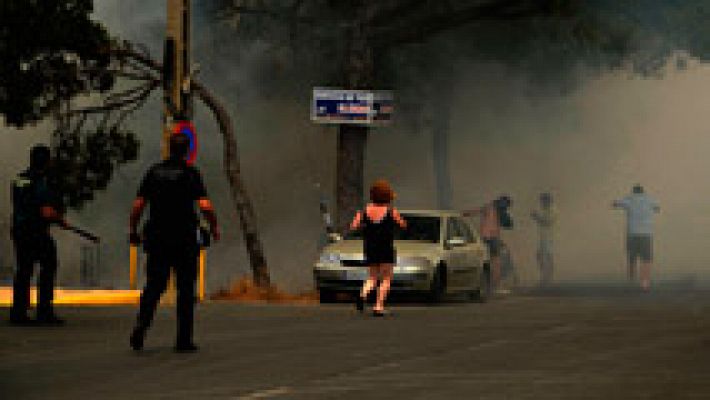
[531,192,557,286]
[612,184,660,291]
[9,145,68,325]
[129,133,220,352]
[350,180,407,316]
[464,195,513,293]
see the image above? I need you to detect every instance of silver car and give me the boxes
[313,210,491,303]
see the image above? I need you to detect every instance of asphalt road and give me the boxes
[2,283,710,400]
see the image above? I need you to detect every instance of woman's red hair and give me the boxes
[370,179,395,205]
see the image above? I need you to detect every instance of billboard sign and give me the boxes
[311,88,393,125]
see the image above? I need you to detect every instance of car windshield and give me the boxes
[345,214,441,243]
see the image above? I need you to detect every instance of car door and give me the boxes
[444,217,469,290]
[454,218,485,290]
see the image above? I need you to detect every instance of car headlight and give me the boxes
[395,256,432,272]
[319,253,340,263]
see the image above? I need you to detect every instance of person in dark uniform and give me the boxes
[10,145,68,325]
[129,133,219,352]
[350,179,407,316]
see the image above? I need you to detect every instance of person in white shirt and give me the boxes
[612,184,660,291]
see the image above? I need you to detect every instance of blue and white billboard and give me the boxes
[311,88,393,125]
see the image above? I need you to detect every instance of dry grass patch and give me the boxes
[211,276,318,304]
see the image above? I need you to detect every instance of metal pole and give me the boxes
[199,249,206,301]
[129,245,138,290]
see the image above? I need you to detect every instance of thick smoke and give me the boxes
[374,57,710,285]
[2,1,709,291]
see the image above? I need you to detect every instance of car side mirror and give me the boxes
[446,237,466,248]
[328,233,343,243]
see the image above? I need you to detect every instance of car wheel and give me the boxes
[470,264,491,303]
[318,289,338,304]
[427,265,447,303]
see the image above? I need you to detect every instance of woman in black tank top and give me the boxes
[363,208,396,264]
[350,180,407,316]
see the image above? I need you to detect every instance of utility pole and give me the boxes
[163,0,192,155]
[130,0,207,301]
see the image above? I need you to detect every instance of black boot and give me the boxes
[174,341,199,353]
[130,327,146,351]
[9,311,33,326]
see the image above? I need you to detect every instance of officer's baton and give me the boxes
[65,225,100,243]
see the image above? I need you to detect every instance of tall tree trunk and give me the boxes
[335,1,375,232]
[192,82,271,287]
[336,125,368,232]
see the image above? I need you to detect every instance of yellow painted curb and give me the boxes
[0,287,141,306]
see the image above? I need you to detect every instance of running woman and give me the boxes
[350,179,407,316]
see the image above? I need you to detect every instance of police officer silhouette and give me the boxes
[129,133,220,352]
[10,145,67,325]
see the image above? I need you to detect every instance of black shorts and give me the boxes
[627,235,652,263]
[484,238,502,258]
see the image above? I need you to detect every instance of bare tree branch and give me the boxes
[111,44,163,73]
[111,84,155,128]
[103,81,155,104]
[66,81,159,115]
[114,70,160,81]
[121,56,160,76]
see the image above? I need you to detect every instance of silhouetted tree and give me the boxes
[0,0,271,286]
